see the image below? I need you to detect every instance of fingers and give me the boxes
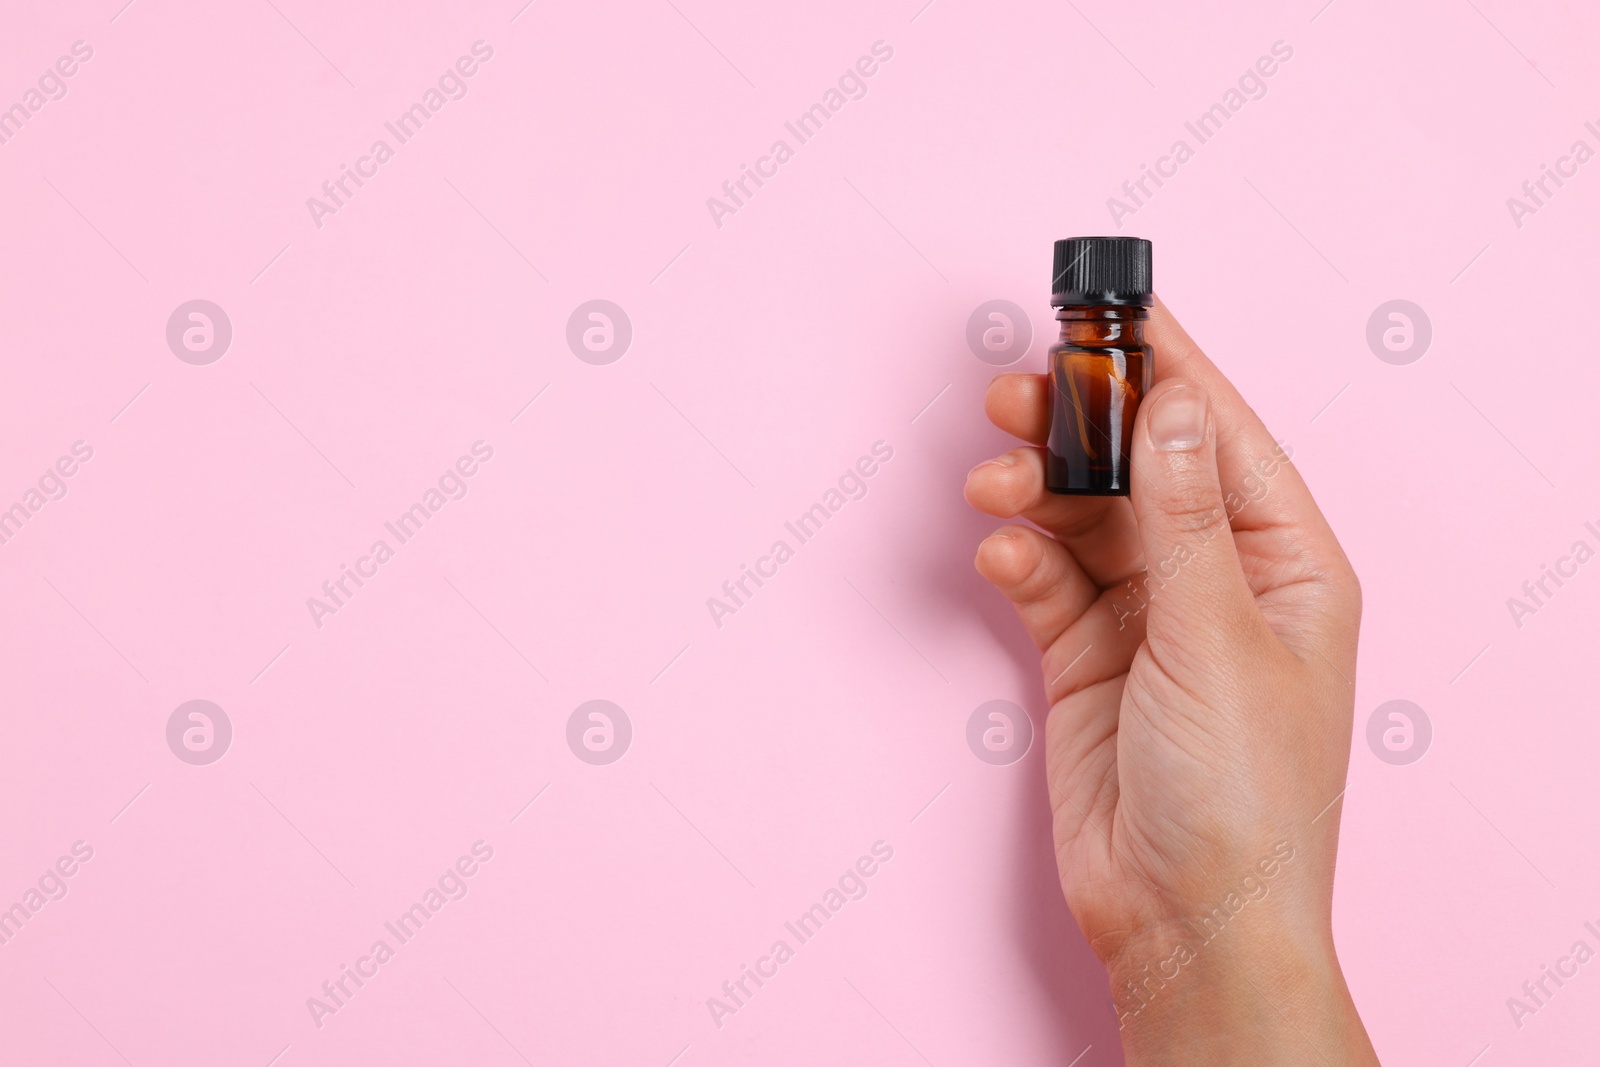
[1039,588,1147,701]
[1127,380,1264,653]
[974,525,1099,651]
[983,304,1352,590]
[964,448,1144,587]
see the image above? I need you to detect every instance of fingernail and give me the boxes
[1147,384,1207,452]
[968,454,1017,477]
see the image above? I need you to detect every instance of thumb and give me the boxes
[1128,379,1258,644]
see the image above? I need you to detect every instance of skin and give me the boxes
[965,297,1380,1064]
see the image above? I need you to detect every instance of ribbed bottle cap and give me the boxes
[1051,236,1152,307]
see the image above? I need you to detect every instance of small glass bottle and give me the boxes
[1045,236,1153,495]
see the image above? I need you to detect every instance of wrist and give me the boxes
[1105,920,1377,1066]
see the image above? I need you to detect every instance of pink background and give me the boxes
[1,0,1597,1063]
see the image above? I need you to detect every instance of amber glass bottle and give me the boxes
[1046,236,1153,495]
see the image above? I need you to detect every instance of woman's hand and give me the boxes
[965,297,1379,1065]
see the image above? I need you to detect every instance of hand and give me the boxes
[965,298,1379,1064]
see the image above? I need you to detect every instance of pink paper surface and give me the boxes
[1,1,1596,1064]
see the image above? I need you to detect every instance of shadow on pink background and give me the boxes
[0,0,1596,1063]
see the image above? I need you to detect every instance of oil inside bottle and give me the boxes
[1046,348,1144,494]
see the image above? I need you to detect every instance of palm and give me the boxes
[1041,512,1351,936]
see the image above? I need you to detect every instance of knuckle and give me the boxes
[1162,491,1228,538]
[1000,538,1052,599]
[1009,546,1060,605]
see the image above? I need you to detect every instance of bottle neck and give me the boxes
[1056,304,1148,345]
